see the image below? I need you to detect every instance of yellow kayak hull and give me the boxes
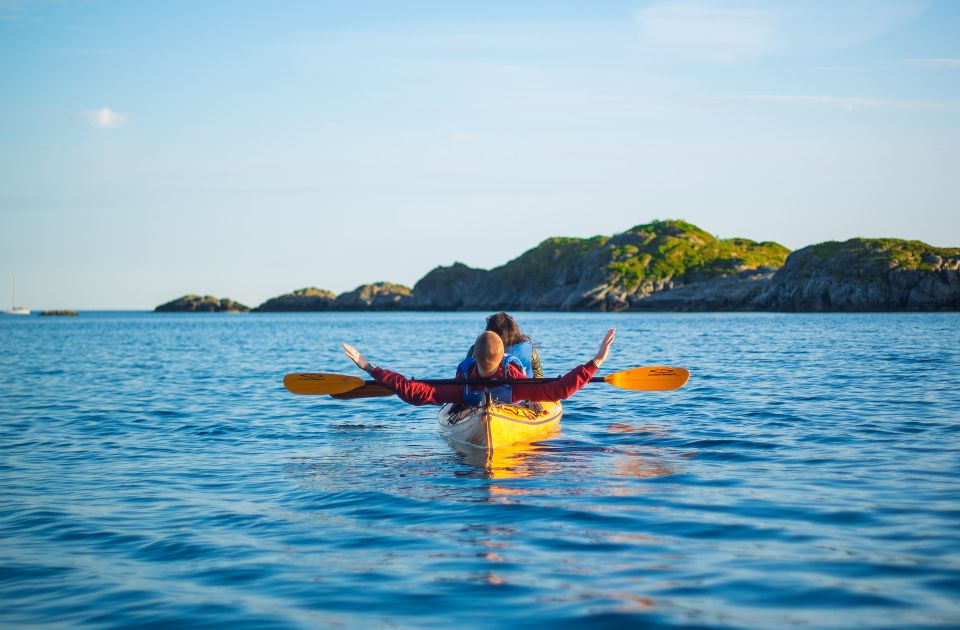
[437,401,562,451]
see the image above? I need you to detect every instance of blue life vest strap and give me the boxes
[456,354,525,405]
[504,342,533,377]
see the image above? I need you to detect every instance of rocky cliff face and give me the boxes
[254,287,336,311]
[412,220,789,311]
[755,239,960,311]
[155,295,250,312]
[629,268,779,311]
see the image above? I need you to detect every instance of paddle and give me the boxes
[283,366,689,399]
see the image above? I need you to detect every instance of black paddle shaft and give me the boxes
[362,377,605,386]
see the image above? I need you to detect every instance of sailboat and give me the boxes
[3,277,30,315]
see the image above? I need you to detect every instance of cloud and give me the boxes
[85,107,128,129]
[902,58,960,69]
[0,0,62,20]
[634,0,927,62]
[726,94,960,111]
[635,2,774,61]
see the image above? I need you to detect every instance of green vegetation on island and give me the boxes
[799,238,960,274]
[604,220,789,292]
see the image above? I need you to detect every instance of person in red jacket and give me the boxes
[342,328,615,406]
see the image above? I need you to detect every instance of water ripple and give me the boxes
[1,312,959,628]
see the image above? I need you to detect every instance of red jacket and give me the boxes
[369,360,599,406]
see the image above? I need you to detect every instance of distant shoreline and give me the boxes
[152,220,960,314]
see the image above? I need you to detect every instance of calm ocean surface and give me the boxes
[1,311,958,628]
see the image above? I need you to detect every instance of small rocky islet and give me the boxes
[154,295,251,313]
[253,283,413,311]
[155,220,960,313]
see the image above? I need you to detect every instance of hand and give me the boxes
[593,328,615,367]
[342,343,372,373]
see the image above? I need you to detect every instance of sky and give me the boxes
[1,0,958,310]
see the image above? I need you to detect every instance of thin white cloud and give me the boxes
[902,58,960,69]
[0,0,62,20]
[726,94,959,111]
[85,107,128,129]
[634,0,927,62]
[635,2,774,61]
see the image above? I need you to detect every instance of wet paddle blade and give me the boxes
[283,373,366,395]
[604,366,689,391]
[331,384,395,399]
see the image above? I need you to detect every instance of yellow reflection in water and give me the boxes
[448,420,679,498]
[451,440,559,485]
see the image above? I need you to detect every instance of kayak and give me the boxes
[437,400,563,451]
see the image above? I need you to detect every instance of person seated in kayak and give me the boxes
[342,328,615,406]
[465,312,543,378]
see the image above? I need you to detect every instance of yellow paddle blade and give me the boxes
[604,366,690,391]
[283,373,365,395]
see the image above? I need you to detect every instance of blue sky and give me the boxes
[1,0,958,309]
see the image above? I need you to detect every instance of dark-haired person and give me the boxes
[465,312,544,378]
[341,328,615,406]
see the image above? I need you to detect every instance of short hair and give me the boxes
[474,331,504,373]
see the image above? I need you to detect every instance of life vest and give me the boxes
[457,354,525,405]
[504,341,534,377]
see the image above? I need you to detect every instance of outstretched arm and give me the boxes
[512,328,615,401]
[342,343,462,406]
[370,368,464,406]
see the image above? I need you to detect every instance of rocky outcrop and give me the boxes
[333,282,413,310]
[754,239,960,311]
[412,220,789,311]
[412,263,489,309]
[155,295,250,312]
[254,283,413,311]
[254,287,336,312]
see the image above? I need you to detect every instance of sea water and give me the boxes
[1,312,958,628]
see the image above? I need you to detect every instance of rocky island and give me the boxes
[251,282,412,311]
[156,220,960,312]
[333,282,413,310]
[254,287,337,311]
[756,238,960,311]
[411,220,788,311]
[155,295,250,312]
